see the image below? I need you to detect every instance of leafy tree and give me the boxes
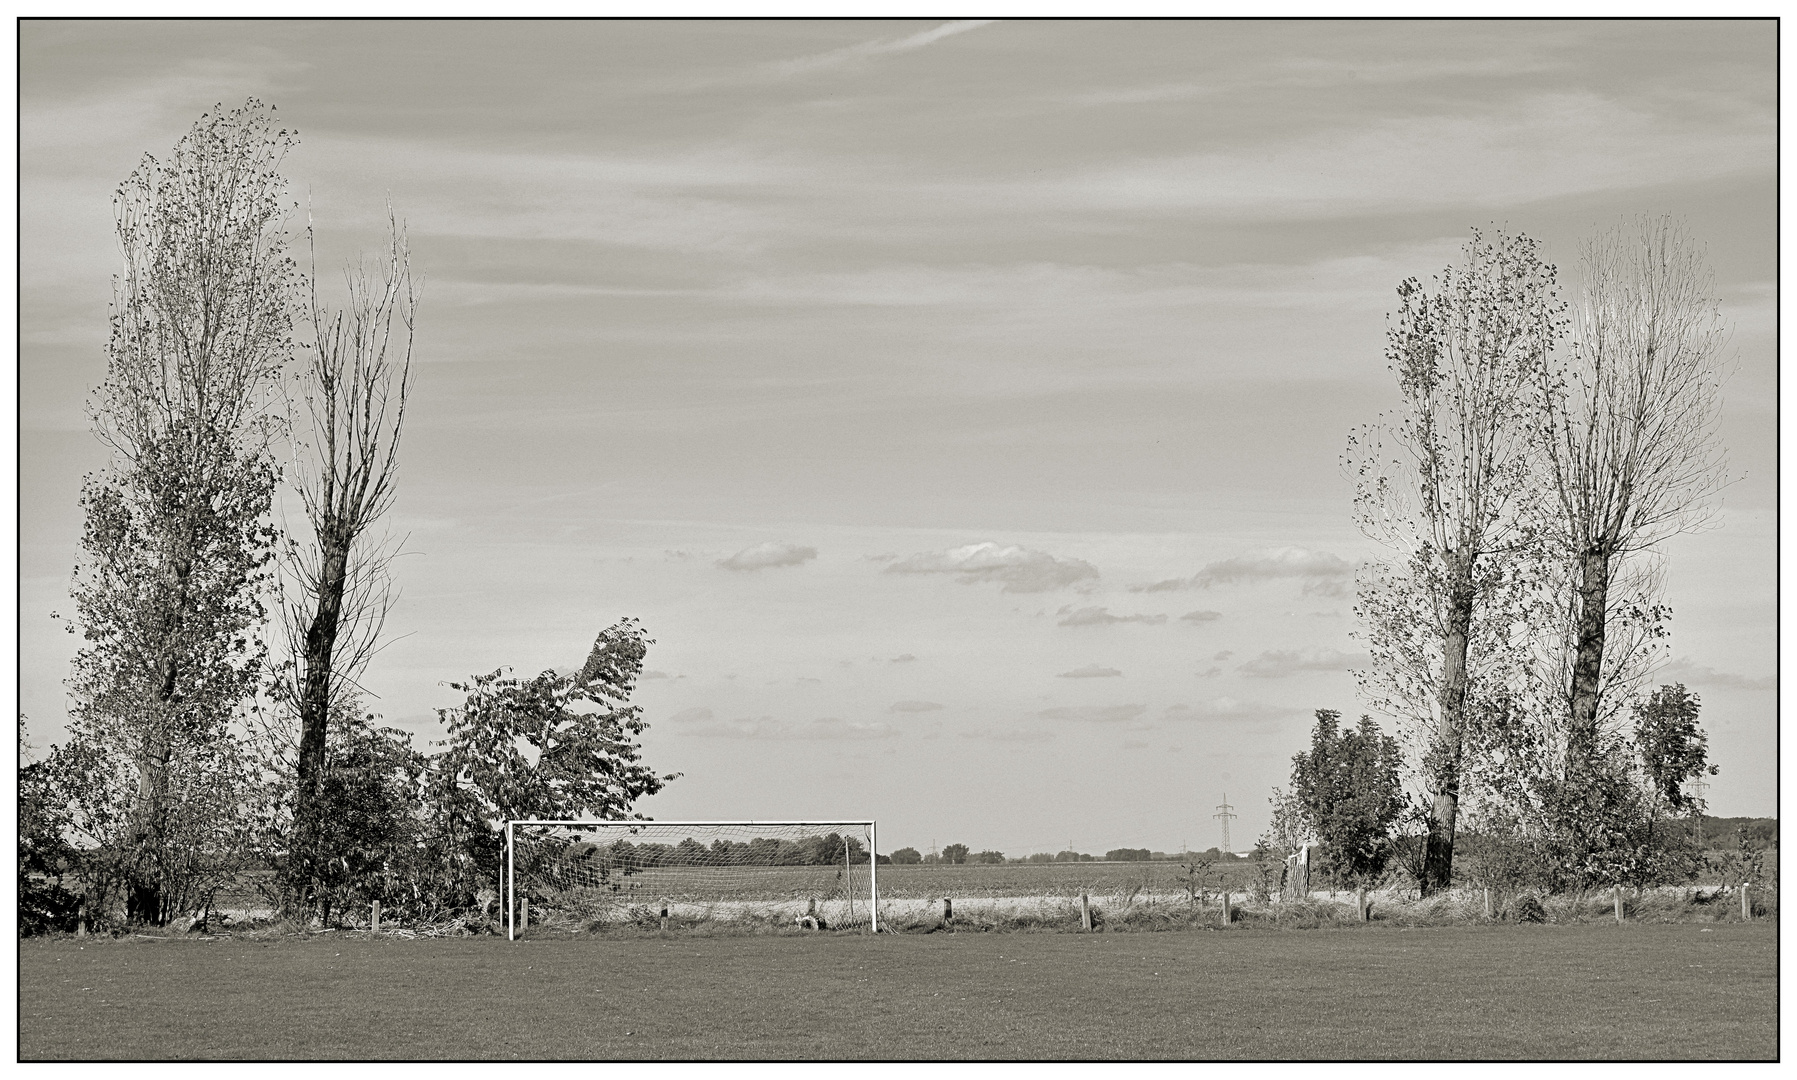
[281,213,418,914]
[940,843,970,865]
[1349,229,1565,895]
[889,846,922,865]
[1104,848,1152,862]
[253,700,431,926]
[1633,684,1716,816]
[1288,710,1406,887]
[66,100,298,924]
[1533,218,1729,773]
[430,620,677,904]
[1458,683,1714,893]
[973,850,1006,865]
[19,722,84,935]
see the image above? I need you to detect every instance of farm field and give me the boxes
[876,859,1260,899]
[20,922,1775,1060]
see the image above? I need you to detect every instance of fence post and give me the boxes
[517,895,526,939]
[76,902,88,938]
[1483,888,1493,920]
[1357,886,1367,922]
[1741,884,1751,921]
[371,900,381,934]
[1080,892,1092,932]
[1613,884,1624,924]
[1221,890,1232,924]
[942,897,953,929]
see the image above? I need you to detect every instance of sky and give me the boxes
[16,19,1778,856]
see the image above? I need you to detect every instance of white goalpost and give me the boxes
[504,819,879,939]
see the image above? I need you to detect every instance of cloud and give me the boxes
[1657,659,1775,692]
[1180,610,1222,623]
[889,700,944,713]
[1198,666,1222,678]
[1163,698,1304,723]
[1237,647,1368,678]
[1058,664,1122,678]
[1037,704,1147,724]
[887,542,1099,593]
[961,727,1056,743]
[667,707,714,724]
[1131,547,1353,595]
[774,20,994,76]
[889,653,918,664]
[686,715,900,740]
[1213,651,1234,661]
[1057,606,1167,627]
[641,670,671,680]
[717,541,817,571]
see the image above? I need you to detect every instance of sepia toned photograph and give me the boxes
[17,17,1776,1061]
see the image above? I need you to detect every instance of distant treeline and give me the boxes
[887,845,1234,865]
[1697,816,1777,849]
[540,833,883,869]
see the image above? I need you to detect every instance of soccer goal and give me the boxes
[503,820,879,938]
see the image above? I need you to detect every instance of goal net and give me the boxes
[505,820,878,936]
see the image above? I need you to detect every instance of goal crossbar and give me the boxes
[504,819,879,939]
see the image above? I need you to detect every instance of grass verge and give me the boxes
[20,922,1775,1060]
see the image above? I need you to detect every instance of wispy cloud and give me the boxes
[773,20,994,77]
[1057,606,1166,627]
[1038,704,1147,723]
[686,715,900,740]
[718,541,818,571]
[1132,547,1352,596]
[1058,664,1122,679]
[1237,647,1368,678]
[1657,658,1775,692]
[1180,610,1222,623]
[888,542,1098,593]
[1163,698,1303,722]
[961,726,1055,743]
[890,700,943,713]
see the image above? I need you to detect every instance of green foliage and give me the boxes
[255,706,433,924]
[1707,825,1769,896]
[1459,684,1717,894]
[1697,816,1777,850]
[62,99,298,926]
[1632,684,1716,814]
[889,846,922,864]
[972,850,1006,865]
[939,843,971,865]
[429,619,676,904]
[1104,848,1152,862]
[1287,710,1406,886]
[19,725,85,935]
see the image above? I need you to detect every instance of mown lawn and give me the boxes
[19,922,1775,1060]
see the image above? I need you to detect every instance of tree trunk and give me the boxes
[128,550,193,926]
[1567,546,1610,768]
[292,532,351,911]
[1420,568,1474,896]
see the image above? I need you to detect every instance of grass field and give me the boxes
[876,859,1261,899]
[20,922,1775,1060]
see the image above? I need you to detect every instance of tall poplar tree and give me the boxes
[67,100,298,924]
[1349,229,1565,895]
